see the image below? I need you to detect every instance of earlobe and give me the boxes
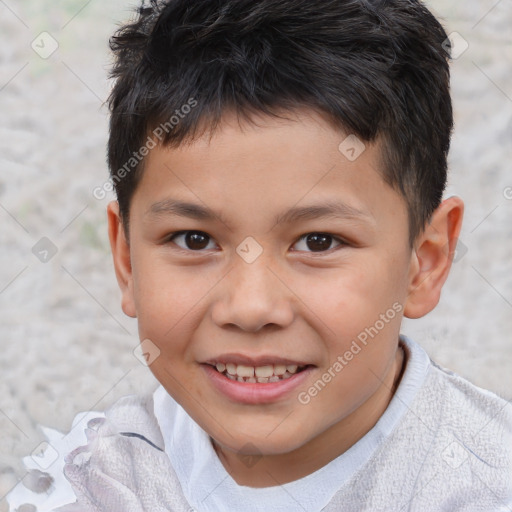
[404,196,464,319]
[107,201,137,318]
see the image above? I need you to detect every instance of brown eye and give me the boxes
[169,231,216,251]
[185,232,210,250]
[306,233,333,251]
[292,233,344,253]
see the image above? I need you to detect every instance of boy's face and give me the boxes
[112,110,418,459]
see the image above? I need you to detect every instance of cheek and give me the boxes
[131,253,203,343]
[295,261,390,332]
[293,259,403,375]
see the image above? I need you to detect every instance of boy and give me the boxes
[7,0,512,510]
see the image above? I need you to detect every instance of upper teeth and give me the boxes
[215,362,302,378]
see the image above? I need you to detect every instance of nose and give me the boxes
[211,257,295,333]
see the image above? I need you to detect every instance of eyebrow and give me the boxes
[273,202,372,225]
[147,199,231,229]
[146,198,373,227]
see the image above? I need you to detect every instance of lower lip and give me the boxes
[201,364,315,405]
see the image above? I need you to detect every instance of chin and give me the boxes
[212,424,312,456]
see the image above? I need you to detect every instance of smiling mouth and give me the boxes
[208,362,311,383]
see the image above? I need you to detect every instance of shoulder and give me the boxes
[408,355,512,508]
[60,386,190,511]
[359,336,512,510]
[400,336,512,442]
[427,357,512,442]
[5,409,106,512]
[331,339,512,511]
[5,387,167,512]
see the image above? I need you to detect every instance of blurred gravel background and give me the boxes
[0,0,511,507]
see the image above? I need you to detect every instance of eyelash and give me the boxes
[165,230,348,254]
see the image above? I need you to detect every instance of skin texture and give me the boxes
[108,110,463,487]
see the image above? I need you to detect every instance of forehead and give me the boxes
[132,109,406,236]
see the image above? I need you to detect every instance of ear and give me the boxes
[107,201,137,318]
[404,196,464,319]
